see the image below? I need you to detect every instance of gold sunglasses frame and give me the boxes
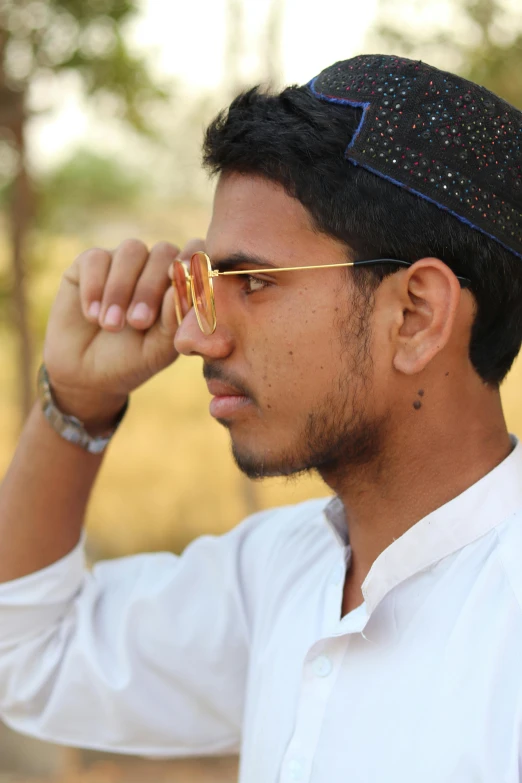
[172,251,471,335]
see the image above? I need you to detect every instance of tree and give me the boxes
[37,147,143,230]
[224,0,246,100]
[371,0,522,107]
[0,0,170,425]
[224,0,285,98]
[263,0,284,89]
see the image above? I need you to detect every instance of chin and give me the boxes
[228,407,387,480]
[230,439,316,481]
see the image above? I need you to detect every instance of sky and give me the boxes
[27,0,522,172]
[29,0,379,170]
[129,0,379,88]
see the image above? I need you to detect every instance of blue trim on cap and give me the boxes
[307,76,522,261]
[308,77,370,148]
[350,160,522,261]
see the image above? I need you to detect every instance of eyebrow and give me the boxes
[210,252,277,273]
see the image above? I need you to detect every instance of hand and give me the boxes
[42,238,204,429]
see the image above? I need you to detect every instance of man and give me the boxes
[0,53,522,782]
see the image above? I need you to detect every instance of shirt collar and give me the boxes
[323,496,349,548]
[324,436,522,614]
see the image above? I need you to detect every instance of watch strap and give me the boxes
[37,363,129,455]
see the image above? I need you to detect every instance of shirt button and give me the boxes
[313,654,333,677]
[287,759,304,780]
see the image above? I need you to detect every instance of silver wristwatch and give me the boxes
[37,363,129,455]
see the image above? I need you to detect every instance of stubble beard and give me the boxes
[229,293,388,482]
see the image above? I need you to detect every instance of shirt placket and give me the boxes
[278,553,367,783]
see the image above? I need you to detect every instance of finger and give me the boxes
[157,284,179,339]
[141,286,181,370]
[178,237,205,262]
[167,238,206,281]
[126,241,180,330]
[99,239,150,331]
[76,248,113,323]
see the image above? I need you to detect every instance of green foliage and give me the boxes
[463,0,522,107]
[0,0,170,135]
[36,147,144,229]
[373,0,522,107]
[0,0,175,422]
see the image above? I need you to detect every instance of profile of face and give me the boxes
[174,173,469,481]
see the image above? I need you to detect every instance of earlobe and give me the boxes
[392,259,462,376]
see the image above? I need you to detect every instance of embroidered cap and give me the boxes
[308,54,522,260]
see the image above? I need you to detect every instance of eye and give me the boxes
[244,274,271,294]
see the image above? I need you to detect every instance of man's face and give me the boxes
[175,173,391,480]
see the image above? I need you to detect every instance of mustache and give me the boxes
[203,363,257,403]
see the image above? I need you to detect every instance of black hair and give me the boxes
[203,85,522,386]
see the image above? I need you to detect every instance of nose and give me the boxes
[174,305,234,360]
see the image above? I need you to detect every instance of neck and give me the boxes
[319,388,512,604]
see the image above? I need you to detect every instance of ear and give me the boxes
[392,258,463,375]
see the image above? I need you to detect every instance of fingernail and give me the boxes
[88,301,101,318]
[130,302,151,322]
[105,304,123,327]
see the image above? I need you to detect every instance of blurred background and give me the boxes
[0,0,521,780]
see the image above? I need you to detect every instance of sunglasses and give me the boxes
[172,251,471,335]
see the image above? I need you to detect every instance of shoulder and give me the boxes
[91,497,333,583]
[88,497,336,633]
[233,496,335,557]
[230,496,336,601]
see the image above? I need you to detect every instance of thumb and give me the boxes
[139,284,180,375]
[178,237,206,262]
[157,284,179,341]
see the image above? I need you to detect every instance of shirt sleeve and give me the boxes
[0,512,266,758]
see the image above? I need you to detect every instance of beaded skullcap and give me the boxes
[308,54,522,260]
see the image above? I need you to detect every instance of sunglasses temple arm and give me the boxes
[353,259,472,288]
[204,257,471,287]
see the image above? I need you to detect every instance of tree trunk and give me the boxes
[9,93,34,428]
[264,0,284,88]
[225,0,245,99]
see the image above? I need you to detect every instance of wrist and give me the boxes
[50,388,128,437]
[37,364,129,454]
[43,371,128,438]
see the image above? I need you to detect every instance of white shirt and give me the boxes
[1,439,522,783]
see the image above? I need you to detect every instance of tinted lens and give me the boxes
[190,251,216,335]
[172,261,191,326]
[172,283,183,327]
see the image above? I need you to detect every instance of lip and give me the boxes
[209,394,252,419]
[206,380,245,397]
[206,380,252,419]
